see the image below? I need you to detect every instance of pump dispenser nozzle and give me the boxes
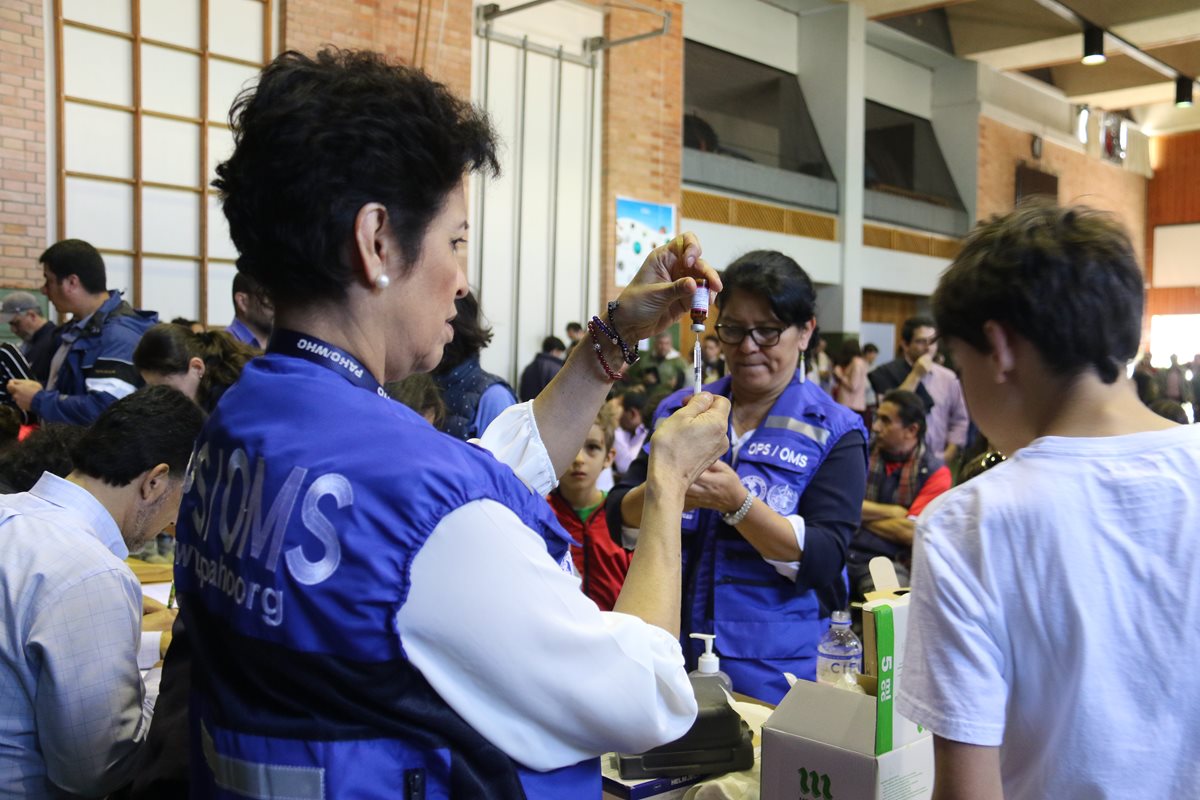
[690,633,719,674]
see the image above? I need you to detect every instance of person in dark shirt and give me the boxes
[519,336,565,401]
[1,291,57,385]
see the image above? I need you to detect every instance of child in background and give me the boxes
[547,409,632,611]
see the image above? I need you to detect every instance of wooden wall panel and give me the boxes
[861,289,920,359]
[1146,130,1200,319]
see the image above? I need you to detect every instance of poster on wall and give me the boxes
[615,197,676,287]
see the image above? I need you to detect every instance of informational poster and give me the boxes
[615,197,676,287]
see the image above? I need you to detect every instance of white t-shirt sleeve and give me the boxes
[472,401,557,495]
[896,493,1009,747]
[396,499,698,771]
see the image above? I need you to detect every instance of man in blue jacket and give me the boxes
[6,240,157,425]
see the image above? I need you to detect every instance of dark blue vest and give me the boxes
[434,356,514,440]
[651,371,866,704]
[175,353,597,799]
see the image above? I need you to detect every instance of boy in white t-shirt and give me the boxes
[896,202,1200,800]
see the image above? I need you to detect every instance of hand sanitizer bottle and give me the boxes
[688,633,733,692]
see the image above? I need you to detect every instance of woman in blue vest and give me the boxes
[172,49,733,799]
[608,251,869,704]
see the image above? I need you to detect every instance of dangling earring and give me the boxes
[799,352,807,382]
[375,274,390,290]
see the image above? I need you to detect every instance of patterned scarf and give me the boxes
[865,440,926,508]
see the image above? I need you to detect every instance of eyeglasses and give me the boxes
[715,324,786,347]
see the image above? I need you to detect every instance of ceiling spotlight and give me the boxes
[1082,26,1106,65]
[1177,76,1194,108]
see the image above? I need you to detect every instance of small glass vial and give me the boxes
[690,279,709,332]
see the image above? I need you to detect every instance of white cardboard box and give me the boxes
[760,593,933,800]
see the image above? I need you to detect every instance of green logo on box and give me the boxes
[797,767,833,799]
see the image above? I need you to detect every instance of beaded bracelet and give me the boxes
[587,319,625,382]
[604,300,640,365]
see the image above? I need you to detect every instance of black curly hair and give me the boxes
[213,48,499,308]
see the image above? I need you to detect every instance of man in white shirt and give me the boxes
[897,202,1200,800]
[0,386,205,798]
[613,391,648,477]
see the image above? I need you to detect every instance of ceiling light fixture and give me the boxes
[1177,76,1194,108]
[1081,26,1106,65]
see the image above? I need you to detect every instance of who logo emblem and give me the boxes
[797,767,833,799]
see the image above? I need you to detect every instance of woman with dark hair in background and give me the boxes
[608,250,869,703]
[832,337,869,424]
[133,323,259,412]
[171,48,730,798]
[432,290,517,439]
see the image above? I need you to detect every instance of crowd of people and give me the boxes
[0,45,1197,800]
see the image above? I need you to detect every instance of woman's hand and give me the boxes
[683,460,745,513]
[646,392,731,492]
[611,232,723,343]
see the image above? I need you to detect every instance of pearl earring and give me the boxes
[375,274,390,290]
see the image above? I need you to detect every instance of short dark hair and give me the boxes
[0,423,85,493]
[71,386,206,486]
[436,291,492,372]
[881,389,927,441]
[933,202,1142,384]
[621,391,646,413]
[541,336,566,354]
[40,239,106,294]
[1149,398,1188,425]
[901,316,936,345]
[231,272,266,305]
[716,250,819,357]
[863,343,879,355]
[704,334,719,345]
[214,49,498,309]
[565,322,583,335]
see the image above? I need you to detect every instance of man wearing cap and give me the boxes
[5,240,157,426]
[0,291,56,385]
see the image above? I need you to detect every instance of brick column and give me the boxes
[599,0,682,305]
[0,0,47,286]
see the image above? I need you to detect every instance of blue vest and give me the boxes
[175,353,597,799]
[651,371,866,704]
[434,356,515,440]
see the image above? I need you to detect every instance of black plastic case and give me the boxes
[616,677,755,779]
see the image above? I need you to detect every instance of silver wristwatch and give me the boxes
[721,490,754,527]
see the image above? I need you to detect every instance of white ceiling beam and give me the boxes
[968,9,1200,71]
[1067,81,1175,108]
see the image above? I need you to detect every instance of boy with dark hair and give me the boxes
[897,203,1200,799]
[6,239,157,425]
[226,272,273,350]
[547,411,631,611]
[0,386,205,798]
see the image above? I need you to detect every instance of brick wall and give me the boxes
[599,0,682,306]
[977,115,1148,269]
[0,0,46,287]
[283,0,473,99]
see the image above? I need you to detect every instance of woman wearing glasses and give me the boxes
[607,250,868,703]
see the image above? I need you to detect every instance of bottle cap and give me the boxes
[831,609,851,625]
[690,632,719,673]
[691,323,705,332]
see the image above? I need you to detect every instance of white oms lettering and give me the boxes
[187,442,349,586]
[743,441,809,469]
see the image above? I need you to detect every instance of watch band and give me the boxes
[721,490,754,527]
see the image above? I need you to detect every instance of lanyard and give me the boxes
[268,329,388,398]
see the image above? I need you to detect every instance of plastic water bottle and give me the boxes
[816,610,864,693]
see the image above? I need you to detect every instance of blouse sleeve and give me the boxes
[396,499,698,771]
[793,429,868,593]
[473,401,558,496]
